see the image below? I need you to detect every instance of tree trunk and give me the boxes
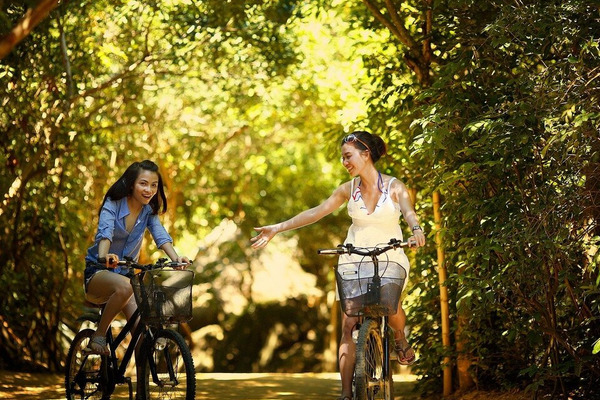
[433,191,452,396]
[455,304,474,390]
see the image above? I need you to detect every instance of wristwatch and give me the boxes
[412,225,423,232]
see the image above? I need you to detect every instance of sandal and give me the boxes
[84,335,110,356]
[395,338,416,366]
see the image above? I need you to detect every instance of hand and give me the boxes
[408,230,426,248]
[251,225,278,249]
[106,253,119,269]
[174,256,190,269]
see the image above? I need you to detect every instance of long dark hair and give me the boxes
[99,160,167,215]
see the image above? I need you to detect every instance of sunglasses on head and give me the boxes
[343,134,370,152]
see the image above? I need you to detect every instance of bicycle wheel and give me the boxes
[383,326,395,400]
[138,328,195,400]
[65,328,106,400]
[355,319,386,400]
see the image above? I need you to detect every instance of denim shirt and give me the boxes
[85,197,172,275]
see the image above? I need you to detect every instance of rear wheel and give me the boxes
[355,319,385,400]
[65,328,106,400]
[138,328,195,400]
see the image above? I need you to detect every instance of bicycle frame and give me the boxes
[67,259,195,400]
[319,238,409,400]
[106,308,144,381]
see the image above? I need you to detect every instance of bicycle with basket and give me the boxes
[319,238,409,400]
[65,257,196,400]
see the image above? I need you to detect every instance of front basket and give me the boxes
[131,269,194,325]
[336,261,406,317]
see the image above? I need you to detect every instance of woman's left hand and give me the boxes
[408,229,426,248]
[174,256,191,269]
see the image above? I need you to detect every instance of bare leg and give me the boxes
[86,271,134,340]
[388,303,415,362]
[339,312,358,399]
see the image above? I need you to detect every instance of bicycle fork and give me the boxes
[145,330,180,388]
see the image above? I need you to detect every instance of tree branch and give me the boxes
[364,0,432,85]
[56,10,74,100]
[0,0,62,60]
[383,0,420,56]
[422,0,434,64]
[73,56,147,101]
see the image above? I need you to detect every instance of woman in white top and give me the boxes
[252,131,426,400]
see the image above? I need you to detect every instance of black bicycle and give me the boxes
[65,258,196,400]
[319,238,409,400]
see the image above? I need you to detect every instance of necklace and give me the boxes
[358,171,384,193]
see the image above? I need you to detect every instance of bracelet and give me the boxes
[412,225,423,232]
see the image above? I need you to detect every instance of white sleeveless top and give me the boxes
[337,176,410,294]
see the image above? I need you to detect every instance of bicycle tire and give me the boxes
[65,328,106,400]
[384,326,395,400]
[355,319,387,400]
[137,328,196,400]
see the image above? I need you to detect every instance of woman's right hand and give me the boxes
[251,225,278,249]
[105,253,119,269]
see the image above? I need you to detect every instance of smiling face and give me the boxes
[130,169,159,206]
[341,142,371,177]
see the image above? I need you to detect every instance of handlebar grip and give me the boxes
[97,258,128,266]
[318,249,345,255]
[165,261,192,268]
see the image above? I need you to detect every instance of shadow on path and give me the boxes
[0,371,418,400]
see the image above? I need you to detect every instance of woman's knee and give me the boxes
[123,296,138,320]
[112,281,133,301]
[341,314,358,336]
[95,274,132,300]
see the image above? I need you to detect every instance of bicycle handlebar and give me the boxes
[317,238,410,256]
[97,257,191,271]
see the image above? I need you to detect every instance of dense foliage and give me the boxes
[0,0,352,371]
[1,0,599,398]
[357,0,600,398]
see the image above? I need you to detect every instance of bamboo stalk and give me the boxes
[433,191,452,396]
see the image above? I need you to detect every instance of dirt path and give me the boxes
[0,371,418,400]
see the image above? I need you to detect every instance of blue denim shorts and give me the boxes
[84,261,129,292]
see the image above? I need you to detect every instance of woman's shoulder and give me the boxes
[383,174,406,187]
[333,180,355,199]
[101,196,121,210]
[384,175,409,202]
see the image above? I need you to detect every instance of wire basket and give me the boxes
[336,260,406,317]
[131,269,194,325]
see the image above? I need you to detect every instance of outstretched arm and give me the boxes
[251,182,350,249]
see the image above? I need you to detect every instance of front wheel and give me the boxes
[138,328,195,400]
[65,328,106,400]
[355,319,388,400]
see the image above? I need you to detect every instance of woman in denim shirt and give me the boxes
[84,160,189,355]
